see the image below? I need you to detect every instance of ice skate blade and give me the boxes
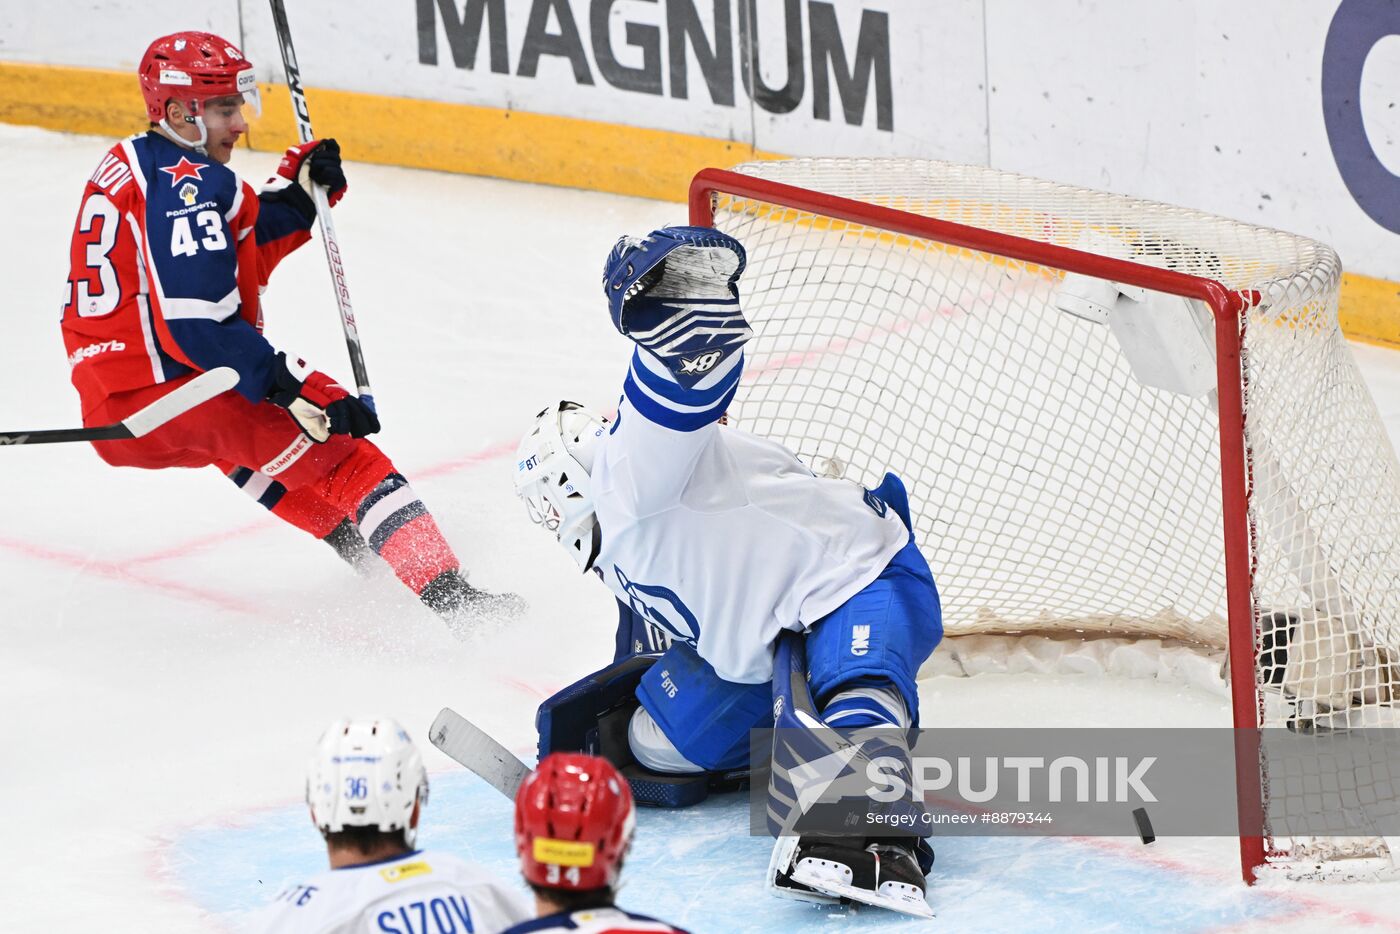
[789,864,934,919]
[765,837,840,906]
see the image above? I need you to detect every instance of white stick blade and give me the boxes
[122,368,239,438]
[429,707,532,800]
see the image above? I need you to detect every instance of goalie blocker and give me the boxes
[536,650,753,808]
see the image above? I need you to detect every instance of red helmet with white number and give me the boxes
[138,32,260,124]
[514,753,635,891]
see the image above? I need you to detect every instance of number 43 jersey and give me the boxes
[60,131,311,414]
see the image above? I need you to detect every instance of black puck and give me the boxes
[1132,807,1156,845]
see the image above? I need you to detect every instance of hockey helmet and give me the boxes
[514,401,609,573]
[515,752,635,891]
[139,32,260,149]
[306,717,429,848]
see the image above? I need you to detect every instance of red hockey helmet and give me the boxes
[514,753,635,890]
[138,32,260,123]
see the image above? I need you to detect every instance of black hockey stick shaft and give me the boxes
[0,423,133,445]
[0,367,238,446]
[268,0,375,413]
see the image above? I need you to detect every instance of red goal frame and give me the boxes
[690,167,1267,883]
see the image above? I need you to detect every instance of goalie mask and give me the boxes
[515,402,609,573]
[306,717,429,849]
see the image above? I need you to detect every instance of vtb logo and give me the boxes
[679,349,724,375]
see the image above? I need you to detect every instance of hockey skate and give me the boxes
[768,834,933,919]
[322,518,375,574]
[420,570,527,637]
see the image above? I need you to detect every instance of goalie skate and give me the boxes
[768,835,933,919]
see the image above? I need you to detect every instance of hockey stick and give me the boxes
[429,707,532,800]
[0,367,238,446]
[267,0,375,413]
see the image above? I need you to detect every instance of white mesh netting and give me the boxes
[703,157,1400,878]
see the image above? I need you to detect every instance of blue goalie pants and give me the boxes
[634,537,942,772]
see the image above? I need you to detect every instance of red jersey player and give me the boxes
[505,753,689,934]
[59,32,519,630]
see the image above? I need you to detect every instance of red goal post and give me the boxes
[689,160,1400,883]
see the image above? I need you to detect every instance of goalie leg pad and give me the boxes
[769,633,936,874]
[806,537,942,728]
[637,642,771,772]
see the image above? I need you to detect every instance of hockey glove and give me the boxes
[268,352,379,442]
[602,226,751,389]
[275,138,348,207]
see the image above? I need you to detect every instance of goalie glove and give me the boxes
[603,226,751,389]
[268,352,379,442]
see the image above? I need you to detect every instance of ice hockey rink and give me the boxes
[4,121,1400,932]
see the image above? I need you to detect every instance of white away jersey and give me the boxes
[249,849,532,934]
[592,346,908,685]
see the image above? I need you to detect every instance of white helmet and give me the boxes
[515,401,610,572]
[306,717,429,848]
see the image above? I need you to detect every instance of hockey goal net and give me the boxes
[690,159,1400,882]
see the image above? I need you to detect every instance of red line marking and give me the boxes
[0,535,260,615]
[125,518,268,567]
[414,439,518,481]
[502,678,562,701]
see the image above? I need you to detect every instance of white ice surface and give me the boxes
[2,122,1400,932]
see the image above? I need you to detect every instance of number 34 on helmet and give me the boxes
[515,753,635,891]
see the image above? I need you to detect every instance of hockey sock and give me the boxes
[818,676,911,730]
[353,472,460,595]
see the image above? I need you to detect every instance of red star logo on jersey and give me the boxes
[159,156,207,186]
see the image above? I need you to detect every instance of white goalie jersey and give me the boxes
[249,849,531,934]
[591,346,908,685]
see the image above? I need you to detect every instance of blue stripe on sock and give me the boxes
[821,695,900,729]
[367,501,429,553]
[257,483,286,510]
[354,473,407,525]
